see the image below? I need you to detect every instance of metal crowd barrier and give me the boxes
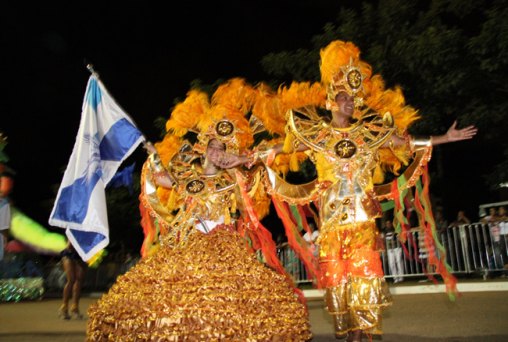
[277,222,508,283]
[2,222,507,296]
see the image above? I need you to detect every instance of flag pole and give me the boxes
[86,63,99,78]
[84,63,149,145]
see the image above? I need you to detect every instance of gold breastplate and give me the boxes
[178,170,236,222]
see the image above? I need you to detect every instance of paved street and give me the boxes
[1,282,508,341]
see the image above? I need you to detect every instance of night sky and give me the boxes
[2,1,493,236]
[3,1,351,226]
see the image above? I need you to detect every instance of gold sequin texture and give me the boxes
[87,228,312,341]
[324,277,392,335]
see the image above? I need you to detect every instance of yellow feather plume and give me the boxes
[252,82,286,136]
[212,78,256,114]
[155,134,184,168]
[320,41,361,85]
[279,82,326,113]
[165,90,210,135]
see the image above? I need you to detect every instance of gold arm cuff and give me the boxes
[148,153,164,173]
[410,136,432,150]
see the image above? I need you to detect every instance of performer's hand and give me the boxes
[143,141,157,154]
[153,171,174,188]
[217,154,245,169]
[445,121,478,142]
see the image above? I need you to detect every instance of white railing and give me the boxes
[277,222,508,283]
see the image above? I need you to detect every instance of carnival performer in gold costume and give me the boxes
[86,79,312,341]
[251,40,477,341]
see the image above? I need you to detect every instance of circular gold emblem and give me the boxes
[215,120,234,137]
[334,139,356,158]
[186,179,205,194]
[346,69,362,90]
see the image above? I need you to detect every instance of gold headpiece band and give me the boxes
[320,40,370,108]
[194,118,241,155]
[327,57,366,102]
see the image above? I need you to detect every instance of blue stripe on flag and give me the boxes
[69,229,106,254]
[100,118,143,161]
[51,171,102,224]
[86,78,102,111]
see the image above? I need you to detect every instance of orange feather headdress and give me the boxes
[156,78,257,166]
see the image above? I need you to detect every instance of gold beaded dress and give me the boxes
[86,160,312,341]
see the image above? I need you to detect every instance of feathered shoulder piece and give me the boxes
[252,81,326,138]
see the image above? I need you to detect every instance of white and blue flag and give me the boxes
[49,75,144,261]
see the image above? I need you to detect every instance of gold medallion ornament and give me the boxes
[215,120,234,137]
[327,61,367,103]
[346,68,362,90]
[185,179,205,194]
[334,139,357,158]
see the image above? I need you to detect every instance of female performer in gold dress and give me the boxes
[86,80,312,341]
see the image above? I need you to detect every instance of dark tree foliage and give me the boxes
[108,0,507,238]
[260,0,508,221]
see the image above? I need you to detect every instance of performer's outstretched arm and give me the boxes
[388,120,477,148]
[429,121,477,145]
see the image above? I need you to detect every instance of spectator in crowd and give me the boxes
[303,222,319,243]
[451,210,471,226]
[497,207,508,269]
[482,207,503,270]
[383,220,404,283]
[407,206,419,229]
[498,206,507,221]
[303,223,320,281]
[498,206,508,268]
[0,230,6,262]
[435,208,449,244]
[303,222,319,255]
[481,207,498,223]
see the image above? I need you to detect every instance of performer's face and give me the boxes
[206,139,226,166]
[334,91,355,117]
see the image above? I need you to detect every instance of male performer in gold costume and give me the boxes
[252,40,477,341]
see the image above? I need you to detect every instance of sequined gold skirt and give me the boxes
[87,227,311,341]
[318,220,392,335]
[325,277,391,336]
